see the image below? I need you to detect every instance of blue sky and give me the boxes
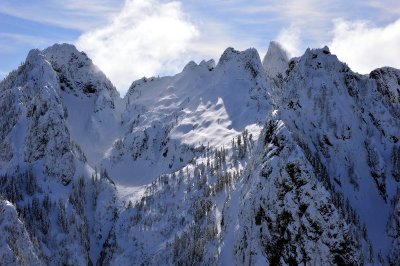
[1,0,400,95]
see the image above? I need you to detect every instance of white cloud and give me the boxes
[330,19,400,73]
[76,0,253,95]
[275,26,302,57]
[76,0,198,94]
[269,0,341,58]
[188,20,256,58]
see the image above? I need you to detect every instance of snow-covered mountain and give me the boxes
[102,47,270,187]
[0,42,399,265]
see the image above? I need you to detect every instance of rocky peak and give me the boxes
[21,49,60,91]
[218,47,260,67]
[296,46,344,74]
[262,41,290,78]
[182,61,198,72]
[199,59,215,71]
[370,67,400,115]
[182,59,215,73]
[42,43,118,98]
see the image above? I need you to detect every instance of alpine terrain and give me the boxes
[0,41,399,265]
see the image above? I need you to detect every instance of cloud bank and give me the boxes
[275,26,302,57]
[330,19,400,74]
[76,0,199,94]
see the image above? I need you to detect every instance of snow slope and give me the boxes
[42,43,123,165]
[101,47,270,186]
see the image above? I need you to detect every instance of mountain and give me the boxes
[0,42,399,265]
[102,47,270,187]
[0,44,119,265]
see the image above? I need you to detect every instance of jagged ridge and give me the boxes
[0,42,399,265]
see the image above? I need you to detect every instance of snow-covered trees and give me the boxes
[234,119,362,265]
[0,200,41,265]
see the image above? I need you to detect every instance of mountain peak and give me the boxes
[322,45,330,54]
[41,43,118,97]
[218,47,260,66]
[262,41,289,78]
[182,60,198,72]
[199,59,215,71]
[26,48,43,62]
[42,43,93,72]
[22,48,60,89]
[25,48,51,70]
[182,59,215,73]
[44,43,81,54]
[43,43,92,72]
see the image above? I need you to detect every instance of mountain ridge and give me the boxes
[0,41,399,265]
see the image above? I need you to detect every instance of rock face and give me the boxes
[0,42,399,265]
[370,67,400,117]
